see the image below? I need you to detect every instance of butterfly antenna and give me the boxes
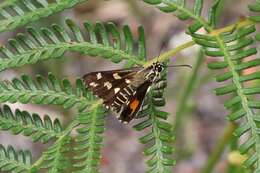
[166,64,192,69]
[157,45,191,69]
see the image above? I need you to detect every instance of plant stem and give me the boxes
[174,49,205,158]
[201,122,237,173]
[144,40,195,67]
[210,18,253,36]
[144,18,254,67]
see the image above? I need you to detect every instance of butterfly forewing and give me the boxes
[83,68,140,107]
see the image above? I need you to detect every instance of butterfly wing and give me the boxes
[119,81,151,123]
[83,68,140,107]
[83,67,152,123]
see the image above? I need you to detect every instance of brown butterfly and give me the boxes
[83,62,191,124]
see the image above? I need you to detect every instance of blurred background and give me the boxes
[0,0,256,172]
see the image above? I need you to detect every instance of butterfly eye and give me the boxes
[157,66,163,72]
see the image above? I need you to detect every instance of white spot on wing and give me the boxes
[114,88,120,94]
[147,86,151,93]
[104,81,112,89]
[113,73,122,79]
[96,73,102,80]
[125,79,131,84]
[89,82,98,87]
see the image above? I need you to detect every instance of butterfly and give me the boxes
[83,62,191,124]
[83,62,164,124]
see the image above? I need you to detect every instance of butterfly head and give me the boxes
[145,62,164,82]
[152,61,164,73]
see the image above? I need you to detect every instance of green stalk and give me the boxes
[174,49,205,158]
[144,18,253,67]
[201,122,237,173]
[144,41,195,67]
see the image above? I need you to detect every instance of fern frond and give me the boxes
[30,119,80,172]
[0,0,18,9]
[0,145,32,173]
[248,1,260,41]
[248,0,260,22]
[73,91,105,173]
[134,68,174,173]
[0,104,62,143]
[194,24,260,171]
[0,73,93,111]
[145,0,260,171]
[0,19,145,72]
[35,135,72,173]
[143,0,222,33]
[30,89,105,173]
[0,0,85,32]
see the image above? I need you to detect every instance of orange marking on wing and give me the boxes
[130,99,140,115]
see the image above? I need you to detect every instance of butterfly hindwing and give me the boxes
[119,81,151,123]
